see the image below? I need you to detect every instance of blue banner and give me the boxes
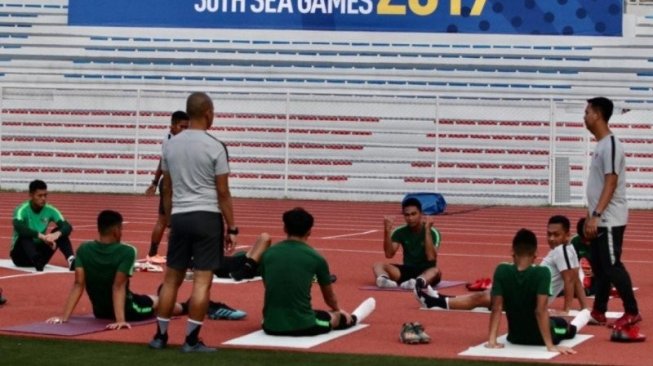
[68,0,622,36]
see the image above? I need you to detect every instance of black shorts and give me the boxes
[550,316,574,344]
[214,253,246,278]
[395,263,437,284]
[263,310,332,336]
[125,293,155,322]
[167,211,224,271]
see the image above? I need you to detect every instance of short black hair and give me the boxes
[512,228,537,257]
[171,110,189,124]
[97,210,123,236]
[402,197,422,212]
[547,215,570,233]
[576,217,586,240]
[29,179,47,193]
[587,97,614,123]
[283,207,314,237]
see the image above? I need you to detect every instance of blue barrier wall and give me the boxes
[68,0,622,36]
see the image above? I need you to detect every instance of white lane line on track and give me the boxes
[321,230,378,240]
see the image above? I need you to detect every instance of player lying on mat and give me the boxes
[373,197,442,290]
[416,215,589,315]
[47,210,243,329]
[261,207,375,336]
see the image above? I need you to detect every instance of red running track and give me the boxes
[0,192,651,365]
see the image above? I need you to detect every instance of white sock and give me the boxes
[571,308,591,331]
[352,297,376,323]
[444,297,450,309]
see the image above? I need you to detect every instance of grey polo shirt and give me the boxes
[586,134,628,227]
[161,130,230,215]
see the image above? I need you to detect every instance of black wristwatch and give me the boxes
[227,227,239,235]
[592,210,602,218]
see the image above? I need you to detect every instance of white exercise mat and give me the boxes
[223,324,368,349]
[212,276,262,284]
[0,259,69,273]
[420,306,490,313]
[567,309,622,319]
[459,334,592,360]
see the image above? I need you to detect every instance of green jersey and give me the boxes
[75,240,137,319]
[11,200,71,250]
[570,234,591,262]
[391,224,441,268]
[260,239,332,333]
[491,263,552,345]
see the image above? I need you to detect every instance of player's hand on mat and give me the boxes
[548,345,576,355]
[484,341,504,349]
[46,316,66,324]
[106,321,131,330]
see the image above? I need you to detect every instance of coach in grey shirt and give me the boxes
[583,97,640,329]
[149,92,238,352]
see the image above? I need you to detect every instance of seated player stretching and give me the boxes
[261,207,374,336]
[415,215,589,314]
[47,210,237,328]
[486,229,584,354]
[373,198,441,290]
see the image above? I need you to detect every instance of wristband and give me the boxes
[227,227,239,235]
[591,210,601,218]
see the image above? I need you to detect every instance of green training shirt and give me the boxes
[75,241,137,319]
[260,239,332,333]
[391,224,441,268]
[570,234,591,262]
[11,200,70,250]
[491,263,552,345]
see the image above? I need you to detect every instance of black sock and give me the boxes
[423,294,447,309]
[334,313,356,330]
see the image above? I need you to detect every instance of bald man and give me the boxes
[149,92,238,353]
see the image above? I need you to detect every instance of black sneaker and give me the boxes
[148,334,168,350]
[180,340,216,353]
[0,288,6,305]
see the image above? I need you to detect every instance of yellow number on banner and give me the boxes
[470,0,486,15]
[409,0,438,16]
[378,0,406,15]
[451,0,461,15]
[378,0,484,16]
[451,0,486,15]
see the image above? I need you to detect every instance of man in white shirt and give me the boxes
[583,96,641,329]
